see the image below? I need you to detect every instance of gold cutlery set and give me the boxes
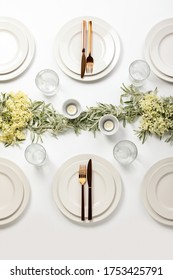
[81,20,94,78]
[79,159,93,221]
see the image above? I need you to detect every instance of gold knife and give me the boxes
[87,159,92,220]
[81,20,87,78]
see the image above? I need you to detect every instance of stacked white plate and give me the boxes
[144,18,173,82]
[142,157,173,225]
[52,154,122,223]
[0,158,30,226]
[54,16,121,81]
[0,17,35,81]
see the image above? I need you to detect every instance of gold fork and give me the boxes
[86,21,94,74]
[79,164,86,221]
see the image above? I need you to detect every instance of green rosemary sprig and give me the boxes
[28,100,71,142]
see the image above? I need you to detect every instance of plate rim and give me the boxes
[0,17,35,81]
[58,20,115,75]
[142,157,173,226]
[144,17,173,82]
[52,154,122,224]
[146,162,173,219]
[0,20,28,74]
[0,163,24,219]
[56,159,116,217]
[150,24,173,77]
[0,158,30,226]
[54,16,121,82]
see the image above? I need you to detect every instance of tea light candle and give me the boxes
[66,104,78,116]
[103,120,115,131]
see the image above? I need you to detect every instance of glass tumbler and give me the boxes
[25,143,47,166]
[35,69,59,96]
[129,60,150,87]
[113,140,138,165]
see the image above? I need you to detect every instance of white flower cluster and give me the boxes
[0,91,32,146]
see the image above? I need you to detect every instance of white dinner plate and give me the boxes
[144,18,173,82]
[59,21,115,75]
[54,16,121,82]
[150,24,173,77]
[52,154,122,223]
[0,17,35,81]
[0,163,24,219]
[142,157,173,226]
[147,163,173,220]
[0,158,30,226]
[0,21,28,74]
[58,161,115,217]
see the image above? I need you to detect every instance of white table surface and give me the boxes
[0,0,173,260]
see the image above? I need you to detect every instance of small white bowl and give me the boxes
[62,99,82,119]
[99,114,119,135]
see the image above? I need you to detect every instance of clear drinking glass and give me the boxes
[129,60,150,87]
[35,69,59,96]
[113,140,138,165]
[24,143,47,166]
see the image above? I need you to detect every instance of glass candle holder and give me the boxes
[62,99,82,119]
[99,114,119,136]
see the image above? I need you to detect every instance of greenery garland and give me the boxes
[0,84,173,146]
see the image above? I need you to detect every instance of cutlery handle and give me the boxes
[82,20,86,51]
[88,21,92,54]
[88,187,92,220]
[81,184,85,221]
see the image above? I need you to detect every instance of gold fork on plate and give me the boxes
[79,164,86,221]
[86,21,94,74]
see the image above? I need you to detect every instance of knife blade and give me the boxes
[87,158,92,220]
[81,20,86,78]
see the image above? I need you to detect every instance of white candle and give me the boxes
[103,120,115,131]
[66,104,77,115]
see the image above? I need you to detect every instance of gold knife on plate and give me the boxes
[87,159,92,220]
[81,20,87,78]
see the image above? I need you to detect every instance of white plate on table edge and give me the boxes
[52,154,122,224]
[0,163,24,219]
[142,157,173,226]
[144,18,173,83]
[0,20,28,74]
[146,162,173,220]
[150,24,173,77]
[58,19,115,75]
[0,158,30,226]
[0,17,35,81]
[56,160,115,217]
[54,16,121,82]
